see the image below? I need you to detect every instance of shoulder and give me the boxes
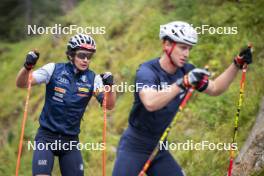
[41,62,55,70]
[54,62,66,69]
[135,59,160,83]
[137,58,159,74]
[32,62,56,84]
[139,58,159,68]
[34,62,55,74]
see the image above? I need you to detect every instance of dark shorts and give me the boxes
[112,126,185,176]
[32,127,84,176]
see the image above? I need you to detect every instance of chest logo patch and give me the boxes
[57,77,69,84]
[78,87,89,93]
[54,86,66,94]
[77,93,89,97]
[80,75,87,82]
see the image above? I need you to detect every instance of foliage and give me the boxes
[0,0,263,175]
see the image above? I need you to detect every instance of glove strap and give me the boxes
[234,55,244,69]
[24,63,33,70]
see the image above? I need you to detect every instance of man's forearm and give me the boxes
[205,63,239,96]
[16,67,31,88]
[105,87,116,110]
[139,84,181,111]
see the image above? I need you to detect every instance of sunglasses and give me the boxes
[75,52,94,60]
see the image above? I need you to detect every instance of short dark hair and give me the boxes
[66,50,75,60]
[162,36,174,43]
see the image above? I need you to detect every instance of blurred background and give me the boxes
[0,0,264,175]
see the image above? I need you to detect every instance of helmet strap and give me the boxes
[163,42,177,67]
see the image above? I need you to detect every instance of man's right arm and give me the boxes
[16,67,38,88]
[16,51,40,88]
[136,66,182,112]
[139,85,181,112]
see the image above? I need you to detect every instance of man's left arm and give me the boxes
[204,46,253,96]
[204,63,239,96]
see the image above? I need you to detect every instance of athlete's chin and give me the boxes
[77,66,88,71]
[177,62,185,68]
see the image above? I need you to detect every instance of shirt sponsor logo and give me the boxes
[52,96,64,102]
[38,160,47,166]
[76,82,92,87]
[78,87,89,93]
[77,93,89,97]
[57,77,69,84]
[54,86,66,94]
[80,75,87,82]
[54,92,64,98]
[61,70,70,76]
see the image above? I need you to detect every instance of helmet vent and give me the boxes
[180,29,184,36]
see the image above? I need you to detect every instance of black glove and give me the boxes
[100,72,114,86]
[24,51,40,70]
[176,68,210,92]
[234,46,253,69]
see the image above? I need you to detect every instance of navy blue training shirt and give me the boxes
[129,58,195,137]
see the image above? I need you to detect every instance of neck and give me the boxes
[70,61,80,74]
[159,53,178,74]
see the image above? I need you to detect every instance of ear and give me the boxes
[67,54,73,61]
[162,40,173,51]
[69,57,76,65]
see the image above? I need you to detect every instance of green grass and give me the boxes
[0,0,264,175]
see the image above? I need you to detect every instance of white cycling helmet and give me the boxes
[159,21,198,46]
[67,33,96,52]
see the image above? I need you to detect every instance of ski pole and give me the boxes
[138,87,195,176]
[227,64,247,176]
[15,70,33,176]
[102,90,108,176]
[227,44,252,176]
